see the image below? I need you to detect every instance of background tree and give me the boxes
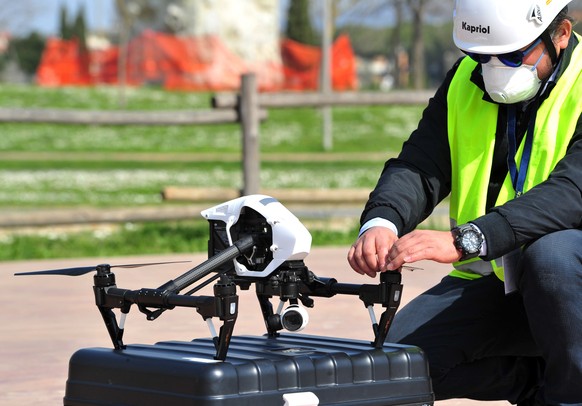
[59,4,71,39]
[72,6,88,52]
[391,0,407,88]
[115,0,143,107]
[9,32,45,77]
[407,0,427,89]
[59,4,87,47]
[336,0,454,89]
[285,0,319,45]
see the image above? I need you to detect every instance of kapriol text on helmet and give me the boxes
[462,21,491,34]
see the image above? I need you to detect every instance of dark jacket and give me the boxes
[361,34,582,261]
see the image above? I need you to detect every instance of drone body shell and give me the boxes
[201,194,312,277]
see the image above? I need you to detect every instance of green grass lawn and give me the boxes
[0,84,427,259]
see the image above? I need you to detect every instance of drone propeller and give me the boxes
[14,260,191,277]
[401,265,423,272]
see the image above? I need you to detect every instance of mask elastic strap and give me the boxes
[530,49,546,71]
[541,30,558,65]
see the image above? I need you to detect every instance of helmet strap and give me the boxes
[541,30,558,65]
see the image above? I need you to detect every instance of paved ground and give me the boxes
[1,247,510,406]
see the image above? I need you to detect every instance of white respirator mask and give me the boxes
[482,50,546,104]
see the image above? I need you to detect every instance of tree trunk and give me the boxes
[409,0,426,89]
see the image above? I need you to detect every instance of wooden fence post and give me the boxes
[321,0,333,151]
[240,73,260,196]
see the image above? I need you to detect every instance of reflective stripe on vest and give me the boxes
[447,34,582,280]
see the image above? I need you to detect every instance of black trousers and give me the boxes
[386,230,582,405]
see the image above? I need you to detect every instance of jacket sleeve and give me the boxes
[360,61,461,236]
[473,116,582,260]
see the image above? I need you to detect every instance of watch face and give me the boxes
[461,230,481,253]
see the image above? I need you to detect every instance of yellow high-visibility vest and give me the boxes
[447,34,582,280]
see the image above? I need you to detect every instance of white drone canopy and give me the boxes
[201,194,312,277]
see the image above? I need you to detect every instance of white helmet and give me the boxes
[453,0,573,54]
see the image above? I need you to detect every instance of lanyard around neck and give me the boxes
[506,104,537,197]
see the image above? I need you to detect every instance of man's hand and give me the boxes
[348,228,463,278]
[385,229,462,270]
[347,226,398,278]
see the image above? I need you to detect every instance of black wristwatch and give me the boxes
[451,223,484,261]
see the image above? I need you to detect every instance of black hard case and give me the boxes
[64,334,433,406]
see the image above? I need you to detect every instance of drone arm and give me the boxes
[104,285,238,360]
[301,271,402,347]
[306,277,361,297]
[105,287,217,312]
[321,272,401,347]
[370,271,402,347]
[157,235,256,294]
[98,307,125,350]
[211,277,238,360]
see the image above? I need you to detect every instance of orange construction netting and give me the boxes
[36,31,357,92]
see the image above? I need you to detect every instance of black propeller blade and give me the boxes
[14,260,191,277]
